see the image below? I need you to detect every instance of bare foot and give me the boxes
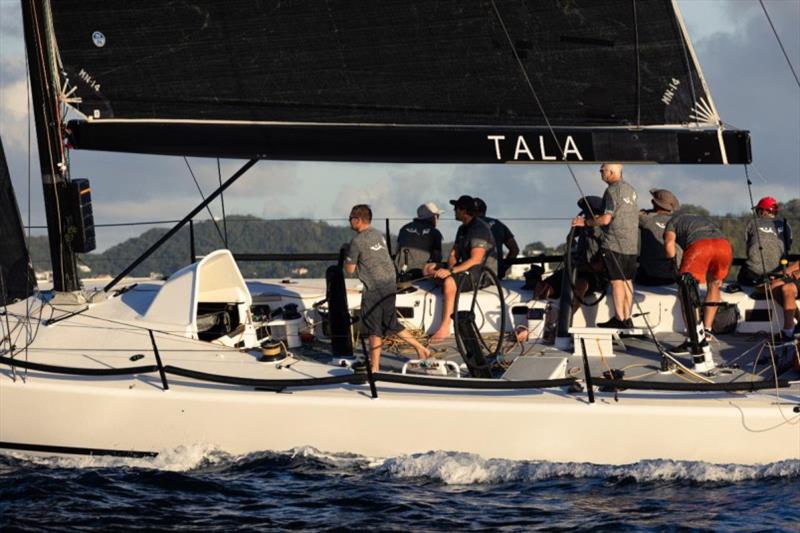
[428,333,449,345]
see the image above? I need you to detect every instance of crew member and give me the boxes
[344,204,430,371]
[475,197,519,279]
[428,195,497,342]
[769,260,800,341]
[738,196,792,286]
[637,189,681,286]
[536,196,606,314]
[571,163,639,329]
[394,202,444,280]
[663,213,733,337]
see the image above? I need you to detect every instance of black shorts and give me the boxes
[360,287,403,338]
[601,250,637,281]
[453,269,493,293]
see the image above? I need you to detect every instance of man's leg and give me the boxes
[571,277,589,314]
[610,279,627,321]
[369,334,383,372]
[395,329,431,359]
[622,279,633,320]
[702,279,723,331]
[780,283,798,334]
[430,276,456,341]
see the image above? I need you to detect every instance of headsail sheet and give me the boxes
[50,0,749,163]
[0,139,37,304]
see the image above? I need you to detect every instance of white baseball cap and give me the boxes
[416,202,442,219]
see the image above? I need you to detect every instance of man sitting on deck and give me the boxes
[663,213,733,344]
[535,195,606,314]
[344,204,430,371]
[769,260,800,341]
[428,195,497,343]
[637,189,681,286]
[738,196,792,287]
[394,202,444,281]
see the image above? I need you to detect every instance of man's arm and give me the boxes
[664,231,678,260]
[446,247,457,268]
[430,230,443,264]
[504,237,519,262]
[343,240,358,275]
[572,213,613,228]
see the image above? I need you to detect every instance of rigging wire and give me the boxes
[182,156,226,244]
[758,0,800,90]
[217,158,229,248]
[632,0,641,128]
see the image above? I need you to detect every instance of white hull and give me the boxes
[2,253,798,465]
[2,364,798,465]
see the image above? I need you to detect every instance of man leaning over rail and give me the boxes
[663,213,733,346]
[344,204,430,372]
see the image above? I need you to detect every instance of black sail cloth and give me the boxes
[0,140,36,304]
[48,0,749,163]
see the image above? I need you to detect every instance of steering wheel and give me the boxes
[452,264,506,363]
[564,227,607,307]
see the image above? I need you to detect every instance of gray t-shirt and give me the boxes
[346,227,396,291]
[665,214,724,249]
[639,211,682,279]
[453,217,498,278]
[744,217,792,275]
[601,180,639,255]
[395,218,443,273]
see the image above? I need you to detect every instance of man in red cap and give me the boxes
[738,196,792,286]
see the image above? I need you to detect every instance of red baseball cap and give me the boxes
[755,196,779,212]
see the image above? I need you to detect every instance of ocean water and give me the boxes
[1,447,798,532]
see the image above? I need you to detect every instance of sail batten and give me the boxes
[47,0,749,163]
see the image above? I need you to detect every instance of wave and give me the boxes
[2,445,798,484]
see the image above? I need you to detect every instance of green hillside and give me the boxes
[28,216,355,279]
[25,200,800,280]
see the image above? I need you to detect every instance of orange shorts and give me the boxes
[680,238,733,284]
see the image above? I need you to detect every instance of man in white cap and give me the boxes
[394,202,444,280]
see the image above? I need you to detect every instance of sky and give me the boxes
[0,0,798,252]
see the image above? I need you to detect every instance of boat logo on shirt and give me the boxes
[759,226,779,235]
[656,222,666,229]
[404,227,431,236]
[370,244,385,251]
[92,31,106,48]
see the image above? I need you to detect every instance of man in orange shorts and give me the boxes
[663,214,733,334]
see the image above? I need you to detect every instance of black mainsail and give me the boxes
[43,0,748,164]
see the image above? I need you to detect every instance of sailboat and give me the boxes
[0,0,797,465]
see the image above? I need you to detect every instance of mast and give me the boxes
[21,0,80,292]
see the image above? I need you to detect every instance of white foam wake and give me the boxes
[4,445,798,483]
[377,451,800,485]
[4,443,231,472]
